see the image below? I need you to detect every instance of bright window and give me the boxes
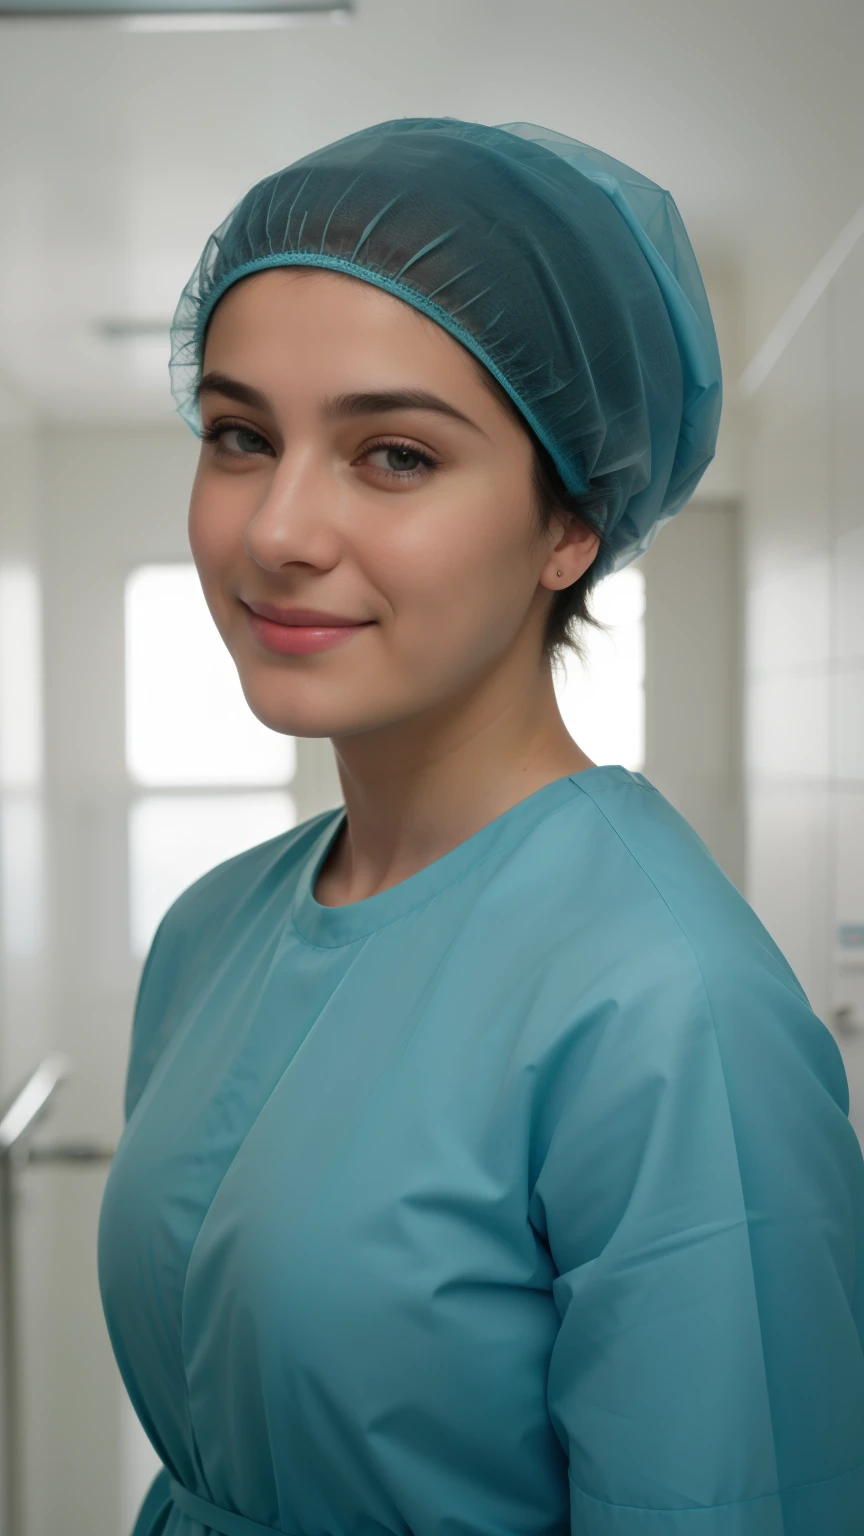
[125,563,298,958]
[128,791,296,959]
[0,563,45,960]
[0,562,43,791]
[125,563,295,786]
[552,568,645,771]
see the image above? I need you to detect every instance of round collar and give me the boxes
[289,769,603,949]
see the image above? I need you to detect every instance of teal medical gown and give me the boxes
[97,768,864,1535]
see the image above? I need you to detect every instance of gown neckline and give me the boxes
[289,764,630,949]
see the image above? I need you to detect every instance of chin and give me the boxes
[236,675,395,741]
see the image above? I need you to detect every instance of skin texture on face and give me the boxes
[189,267,600,902]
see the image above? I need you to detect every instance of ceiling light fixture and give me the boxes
[95,319,173,338]
[0,0,352,27]
[125,9,349,27]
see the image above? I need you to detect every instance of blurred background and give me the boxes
[0,1,862,1531]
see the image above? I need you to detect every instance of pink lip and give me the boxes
[243,603,374,656]
[244,599,369,627]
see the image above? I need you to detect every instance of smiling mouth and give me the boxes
[242,600,375,628]
[244,607,376,655]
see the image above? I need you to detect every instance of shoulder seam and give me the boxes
[571,779,809,1011]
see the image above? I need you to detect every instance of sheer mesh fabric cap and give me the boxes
[169,117,722,574]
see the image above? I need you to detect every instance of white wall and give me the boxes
[0,371,48,1094]
[0,370,51,1536]
[638,264,746,891]
[641,498,744,892]
[744,231,864,1135]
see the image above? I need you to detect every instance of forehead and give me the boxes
[201,266,510,416]
[205,267,447,356]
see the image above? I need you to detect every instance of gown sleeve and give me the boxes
[123,907,186,1124]
[110,910,187,1536]
[123,861,225,1124]
[528,940,864,1534]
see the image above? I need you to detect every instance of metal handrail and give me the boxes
[0,1055,71,1158]
[0,1057,116,1536]
[25,1142,116,1164]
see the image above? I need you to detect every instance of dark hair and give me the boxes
[530,440,609,664]
[475,366,609,666]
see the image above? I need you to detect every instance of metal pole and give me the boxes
[0,1149,17,1536]
[0,1056,72,1536]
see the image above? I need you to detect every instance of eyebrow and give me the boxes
[196,372,270,411]
[322,389,484,434]
[195,372,486,435]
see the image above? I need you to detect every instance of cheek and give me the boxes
[377,472,535,649]
[187,469,243,579]
[186,474,255,660]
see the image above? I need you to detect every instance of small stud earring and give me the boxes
[556,570,562,577]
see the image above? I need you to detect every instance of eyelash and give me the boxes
[364,436,440,481]
[199,420,440,482]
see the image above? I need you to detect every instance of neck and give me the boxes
[315,656,594,907]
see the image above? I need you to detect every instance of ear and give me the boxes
[540,511,600,590]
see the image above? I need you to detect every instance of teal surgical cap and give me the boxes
[169,117,722,574]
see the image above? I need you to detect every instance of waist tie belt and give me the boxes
[170,1479,287,1536]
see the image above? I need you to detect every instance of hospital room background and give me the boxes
[0,1,862,1532]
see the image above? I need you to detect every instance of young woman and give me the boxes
[98,118,864,1536]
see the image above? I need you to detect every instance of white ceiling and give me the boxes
[1,0,862,424]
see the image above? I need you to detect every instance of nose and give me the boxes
[243,444,340,573]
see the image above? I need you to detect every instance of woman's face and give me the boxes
[189,267,597,741]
